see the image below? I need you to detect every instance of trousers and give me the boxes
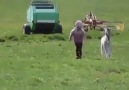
[75,42,82,58]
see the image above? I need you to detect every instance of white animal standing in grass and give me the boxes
[100,27,111,59]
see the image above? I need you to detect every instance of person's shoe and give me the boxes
[78,56,81,59]
[76,56,79,59]
[76,56,81,59]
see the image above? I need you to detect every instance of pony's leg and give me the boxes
[101,44,104,58]
[105,45,111,59]
[107,44,111,58]
[103,43,109,59]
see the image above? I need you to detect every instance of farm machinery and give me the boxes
[23,0,62,34]
[83,11,124,31]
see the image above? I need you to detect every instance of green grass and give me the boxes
[0,0,129,90]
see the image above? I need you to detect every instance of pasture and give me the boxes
[0,0,129,90]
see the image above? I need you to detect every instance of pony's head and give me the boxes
[104,27,111,41]
[104,28,111,34]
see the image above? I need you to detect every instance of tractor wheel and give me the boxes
[57,24,63,33]
[23,24,31,35]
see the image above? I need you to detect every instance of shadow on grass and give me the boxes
[47,35,66,41]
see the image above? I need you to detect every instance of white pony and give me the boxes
[100,27,111,59]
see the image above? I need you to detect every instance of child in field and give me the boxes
[69,20,86,59]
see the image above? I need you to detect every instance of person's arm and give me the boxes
[82,30,87,40]
[69,30,74,41]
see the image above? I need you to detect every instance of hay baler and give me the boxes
[23,0,62,34]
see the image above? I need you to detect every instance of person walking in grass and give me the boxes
[69,20,86,59]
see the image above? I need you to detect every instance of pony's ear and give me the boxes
[107,28,111,32]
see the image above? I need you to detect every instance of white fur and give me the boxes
[100,28,111,59]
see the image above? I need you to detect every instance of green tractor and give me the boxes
[23,0,62,34]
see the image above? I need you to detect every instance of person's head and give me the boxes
[75,20,83,29]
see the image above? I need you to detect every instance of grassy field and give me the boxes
[0,0,129,90]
